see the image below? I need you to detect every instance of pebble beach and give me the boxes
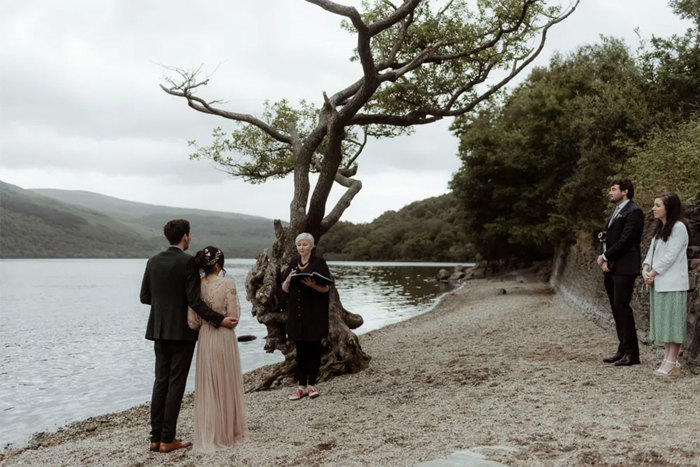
[3,278,699,466]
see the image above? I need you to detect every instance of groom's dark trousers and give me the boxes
[601,201,645,356]
[140,246,224,443]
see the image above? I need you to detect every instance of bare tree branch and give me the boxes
[437,0,455,18]
[160,68,292,145]
[330,79,364,107]
[319,166,363,235]
[379,40,447,83]
[367,0,421,36]
[381,0,398,11]
[304,0,361,20]
[225,166,291,180]
[344,129,368,169]
[377,11,415,69]
[350,113,442,126]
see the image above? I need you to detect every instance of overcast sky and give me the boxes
[0,1,690,223]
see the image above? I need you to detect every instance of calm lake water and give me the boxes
[0,258,469,448]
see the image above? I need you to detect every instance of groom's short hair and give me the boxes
[611,178,635,199]
[163,219,190,245]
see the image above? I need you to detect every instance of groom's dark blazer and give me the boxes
[140,246,223,340]
[603,201,645,275]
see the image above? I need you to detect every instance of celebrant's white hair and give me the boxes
[295,232,315,246]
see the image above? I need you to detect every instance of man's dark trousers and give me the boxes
[604,274,639,355]
[150,340,196,443]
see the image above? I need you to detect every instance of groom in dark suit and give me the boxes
[140,219,237,453]
[596,178,645,366]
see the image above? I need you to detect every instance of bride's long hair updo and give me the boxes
[193,245,226,276]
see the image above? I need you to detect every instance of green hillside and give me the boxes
[1,182,472,261]
[318,193,474,262]
[0,181,163,258]
[33,189,265,221]
[0,182,277,258]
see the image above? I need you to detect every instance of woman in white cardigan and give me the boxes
[642,192,689,377]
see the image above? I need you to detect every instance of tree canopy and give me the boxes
[450,3,700,261]
[451,1,700,259]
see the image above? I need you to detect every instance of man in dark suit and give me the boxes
[140,219,237,453]
[596,178,645,366]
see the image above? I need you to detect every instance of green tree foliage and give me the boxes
[639,0,700,123]
[318,193,474,261]
[623,0,700,207]
[450,39,648,260]
[624,117,700,208]
[450,5,700,261]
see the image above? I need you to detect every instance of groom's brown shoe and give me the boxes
[159,439,191,453]
[149,442,160,452]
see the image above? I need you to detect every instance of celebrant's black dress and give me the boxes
[285,255,332,386]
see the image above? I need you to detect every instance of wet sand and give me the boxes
[3,278,699,466]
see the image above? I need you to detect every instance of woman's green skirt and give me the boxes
[649,287,687,344]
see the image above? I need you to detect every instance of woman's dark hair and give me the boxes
[652,192,684,242]
[163,219,190,245]
[611,178,635,199]
[193,245,226,276]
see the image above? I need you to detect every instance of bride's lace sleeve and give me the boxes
[225,281,240,320]
[187,306,203,330]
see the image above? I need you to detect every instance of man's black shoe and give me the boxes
[603,351,625,363]
[614,354,640,366]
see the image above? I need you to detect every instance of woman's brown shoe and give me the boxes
[149,442,160,452]
[159,439,192,453]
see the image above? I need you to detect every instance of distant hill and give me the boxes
[0,181,162,258]
[0,182,277,258]
[33,189,263,221]
[318,193,475,262]
[1,182,474,261]
[33,188,279,257]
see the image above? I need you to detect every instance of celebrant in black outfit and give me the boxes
[281,232,333,401]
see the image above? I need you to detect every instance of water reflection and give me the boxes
[330,263,458,334]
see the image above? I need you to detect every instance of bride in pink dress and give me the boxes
[188,246,247,451]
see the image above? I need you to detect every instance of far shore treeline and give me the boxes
[318,193,473,262]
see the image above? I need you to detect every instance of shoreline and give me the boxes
[3,278,699,465]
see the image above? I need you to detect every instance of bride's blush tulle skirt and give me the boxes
[193,324,247,452]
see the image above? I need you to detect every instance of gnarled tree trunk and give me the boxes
[246,220,370,390]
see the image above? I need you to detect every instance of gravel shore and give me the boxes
[3,278,699,466]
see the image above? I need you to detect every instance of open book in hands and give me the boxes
[290,271,334,286]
